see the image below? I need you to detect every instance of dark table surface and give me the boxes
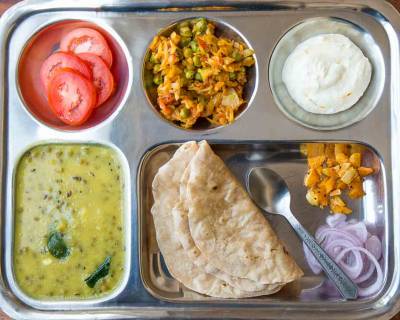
[0,0,399,319]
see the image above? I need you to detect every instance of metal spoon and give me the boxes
[247,167,358,300]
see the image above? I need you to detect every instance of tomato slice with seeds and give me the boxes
[40,52,92,91]
[77,53,114,107]
[47,68,97,126]
[60,28,113,67]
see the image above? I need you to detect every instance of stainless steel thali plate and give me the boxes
[0,0,399,319]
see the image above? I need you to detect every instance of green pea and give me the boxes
[229,72,236,80]
[189,40,199,52]
[242,56,255,66]
[232,51,242,62]
[153,74,163,85]
[195,72,202,81]
[180,37,191,48]
[178,21,190,29]
[179,107,191,119]
[149,54,159,64]
[183,47,193,58]
[193,55,201,67]
[179,26,192,37]
[243,48,254,58]
[193,18,207,34]
[185,69,194,79]
[153,64,161,73]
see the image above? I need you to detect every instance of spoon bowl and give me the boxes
[247,166,292,216]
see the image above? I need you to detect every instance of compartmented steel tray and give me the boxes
[0,0,400,319]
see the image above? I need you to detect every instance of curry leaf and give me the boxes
[85,256,111,288]
[47,231,69,259]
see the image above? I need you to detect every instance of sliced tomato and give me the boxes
[60,28,113,67]
[40,52,92,91]
[77,53,114,107]
[47,68,97,126]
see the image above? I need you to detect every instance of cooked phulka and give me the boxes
[173,167,278,292]
[151,140,303,298]
[185,141,303,284]
[151,141,280,298]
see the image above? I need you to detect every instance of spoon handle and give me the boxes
[286,214,358,300]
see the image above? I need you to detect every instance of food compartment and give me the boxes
[17,20,132,131]
[269,17,385,130]
[142,17,258,131]
[138,141,387,303]
[8,142,131,308]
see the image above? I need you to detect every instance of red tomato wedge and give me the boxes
[60,28,113,67]
[47,69,97,126]
[77,53,115,107]
[40,52,92,91]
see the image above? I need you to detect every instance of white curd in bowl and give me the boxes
[282,33,372,114]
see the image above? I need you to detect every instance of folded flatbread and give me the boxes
[173,167,277,292]
[151,141,303,298]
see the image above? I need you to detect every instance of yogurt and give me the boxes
[282,34,372,114]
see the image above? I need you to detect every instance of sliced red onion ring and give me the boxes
[333,245,364,280]
[354,260,375,284]
[342,222,368,243]
[316,227,364,247]
[303,216,383,297]
[326,214,347,228]
[335,247,383,297]
[365,235,382,260]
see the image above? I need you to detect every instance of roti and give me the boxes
[151,140,302,298]
[151,141,282,298]
[185,141,303,284]
[173,167,276,292]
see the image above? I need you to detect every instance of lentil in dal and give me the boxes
[14,144,125,299]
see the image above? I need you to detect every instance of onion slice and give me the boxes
[335,247,383,297]
[303,216,383,298]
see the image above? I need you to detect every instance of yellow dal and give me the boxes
[14,144,125,299]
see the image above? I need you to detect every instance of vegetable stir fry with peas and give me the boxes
[146,18,255,128]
